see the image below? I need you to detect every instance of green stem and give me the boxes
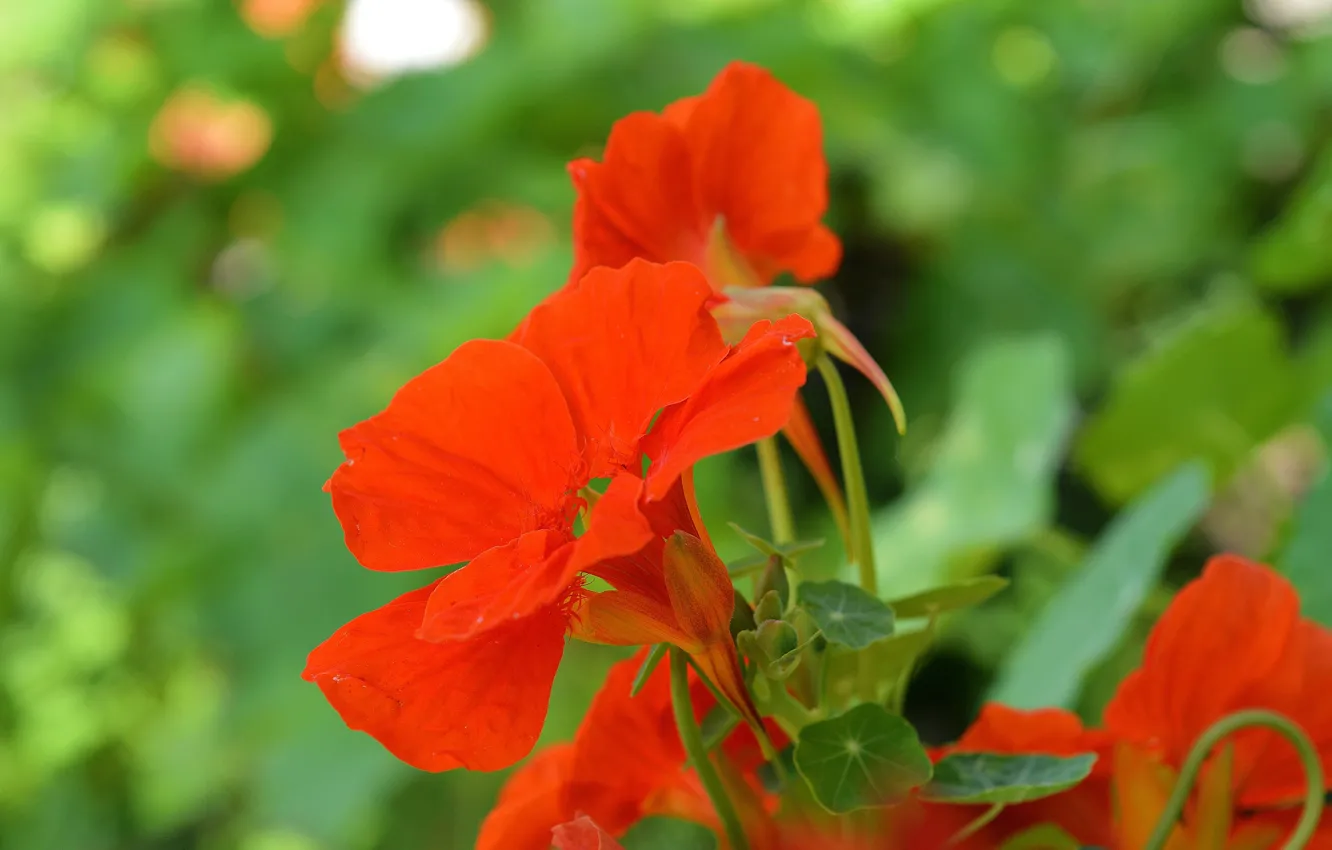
[671,649,751,850]
[817,357,877,596]
[1144,709,1324,850]
[947,803,1004,847]
[756,437,796,546]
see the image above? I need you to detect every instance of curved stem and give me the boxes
[671,648,751,850]
[817,356,877,596]
[947,803,1004,847]
[1143,709,1325,850]
[756,437,796,546]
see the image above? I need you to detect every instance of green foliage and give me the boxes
[1075,303,1302,504]
[889,576,1009,619]
[990,463,1212,709]
[793,704,933,813]
[6,0,1332,845]
[872,336,1074,597]
[1282,394,1332,627]
[798,579,896,649]
[920,753,1098,804]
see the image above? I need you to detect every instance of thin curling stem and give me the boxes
[1143,709,1325,850]
[670,648,751,850]
[817,356,877,596]
[756,437,796,545]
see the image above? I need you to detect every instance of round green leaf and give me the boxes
[920,752,1097,804]
[798,580,895,649]
[793,703,932,813]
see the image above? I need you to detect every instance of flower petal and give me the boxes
[567,113,704,284]
[303,582,566,772]
[1104,555,1321,804]
[681,62,837,283]
[571,589,690,647]
[476,746,575,850]
[643,315,814,501]
[566,473,656,577]
[328,339,580,572]
[417,530,574,642]
[514,259,729,478]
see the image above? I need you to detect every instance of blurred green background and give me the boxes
[4,0,1332,847]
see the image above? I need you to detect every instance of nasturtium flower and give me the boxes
[567,61,905,544]
[1104,554,1332,846]
[568,62,837,291]
[477,650,779,850]
[304,259,812,772]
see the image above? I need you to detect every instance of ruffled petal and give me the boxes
[643,315,815,501]
[681,62,837,284]
[566,473,656,577]
[567,113,705,284]
[476,746,575,850]
[514,260,728,477]
[417,529,574,642]
[303,582,566,772]
[328,339,580,572]
[1104,556,1302,772]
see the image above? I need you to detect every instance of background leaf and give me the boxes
[990,462,1211,709]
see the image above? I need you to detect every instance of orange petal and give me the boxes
[328,339,580,571]
[566,473,657,576]
[552,816,626,850]
[643,314,815,501]
[1104,556,1304,790]
[571,589,690,647]
[303,582,566,772]
[514,259,728,477]
[566,112,705,285]
[567,650,690,829]
[782,394,849,547]
[680,62,838,284]
[417,530,574,642]
[476,745,575,850]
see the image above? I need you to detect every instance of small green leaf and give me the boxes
[756,554,791,610]
[799,580,895,649]
[728,523,824,560]
[997,824,1083,850]
[794,703,933,813]
[921,753,1097,804]
[756,620,801,679]
[890,576,1009,619]
[990,462,1211,708]
[631,644,668,697]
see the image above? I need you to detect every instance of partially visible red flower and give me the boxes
[305,259,812,771]
[1105,555,1332,810]
[477,650,779,850]
[569,62,837,290]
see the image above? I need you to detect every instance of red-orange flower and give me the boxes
[304,259,813,771]
[477,650,778,850]
[1103,555,1332,844]
[1105,555,1332,808]
[551,817,624,850]
[568,62,838,290]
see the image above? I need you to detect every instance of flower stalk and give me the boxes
[1143,709,1325,850]
[671,648,751,850]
